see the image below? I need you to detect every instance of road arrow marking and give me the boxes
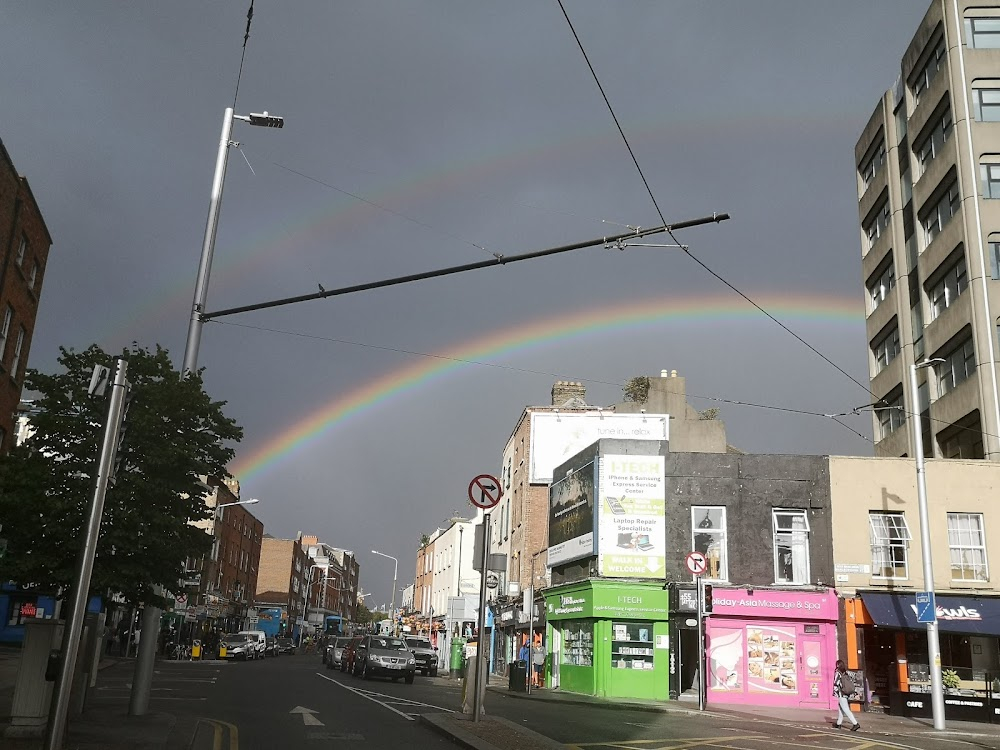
[290,706,324,726]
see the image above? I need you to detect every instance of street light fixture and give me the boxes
[182,106,285,376]
[371,550,399,635]
[908,357,947,731]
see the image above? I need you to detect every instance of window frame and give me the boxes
[860,140,887,190]
[947,512,989,582]
[15,235,26,267]
[967,17,1000,49]
[974,85,1000,122]
[10,326,24,380]
[691,506,728,583]
[916,107,953,175]
[872,325,901,372]
[869,512,912,580]
[875,392,906,440]
[772,509,811,585]
[937,337,976,395]
[865,200,891,249]
[928,255,969,320]
[0,305,11,365]
[982,161,1000,198]
[912,37,946,104]
[868,262,896,313]
[922,182,960,244]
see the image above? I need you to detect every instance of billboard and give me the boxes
[548,461,596,566]
[529,412,668,484]
[597,454,666,578]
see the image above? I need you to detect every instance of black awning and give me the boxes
[860,592,1000,636]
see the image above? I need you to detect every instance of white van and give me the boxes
[238,630,267,659]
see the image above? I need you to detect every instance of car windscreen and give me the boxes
[225,634,249,643]
[336,637,352,647]
[405,639,431,649]
[370,637,407,650]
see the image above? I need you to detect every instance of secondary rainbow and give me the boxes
[230,293,863,483]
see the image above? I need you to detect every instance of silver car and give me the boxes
[325,636,353,670]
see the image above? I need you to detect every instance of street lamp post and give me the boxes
[371,550,398,635]
[183,107,284,376]
[908,358,947,731]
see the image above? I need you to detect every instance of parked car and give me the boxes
[275,636,296,655]
[325,636,353,671]
[264,634,278,657]
[340,636,363,673]
[220,633,254,661]
[352,635,416,683]
[404,636,439,677]
[236,630,267,659]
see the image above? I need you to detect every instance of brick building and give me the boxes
[0,139,51,452]
[255,534,311,639]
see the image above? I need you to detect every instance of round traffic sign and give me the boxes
[468,474,503,509]
[685,551,708,576]
[486,573,499,589]
[175,593,188,605]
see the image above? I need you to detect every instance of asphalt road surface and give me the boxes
[93,653,1000,750]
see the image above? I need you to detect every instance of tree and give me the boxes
[0,344,242,608]
[623,376,650,403]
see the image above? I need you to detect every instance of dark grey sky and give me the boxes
[2,1,928,608]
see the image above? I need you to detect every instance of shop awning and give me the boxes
[860,592,1000,636]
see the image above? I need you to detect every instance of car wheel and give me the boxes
[405,674,414,684]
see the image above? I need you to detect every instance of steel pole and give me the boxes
[390,557,398,637]
[182,107,234,376]
[909,362,945,730]
[45,358,129,750]
[473,513,491,723]
[697,575,705,712]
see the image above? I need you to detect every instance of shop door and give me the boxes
[799,636,827,706]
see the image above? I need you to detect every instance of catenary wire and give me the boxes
[556,0,876,401]
[232,1,254,110]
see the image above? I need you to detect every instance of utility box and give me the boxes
[3,619,64,739]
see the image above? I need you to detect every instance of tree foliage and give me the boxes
[622,376,650,403]
[0,344,242,607]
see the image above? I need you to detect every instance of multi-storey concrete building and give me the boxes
[0,139,51,453]
[856,0,1000,460]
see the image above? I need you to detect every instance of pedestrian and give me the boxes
[117,622,128,656]
[531,639,545,688]
[833,659,861,732]
[518,637,529,667]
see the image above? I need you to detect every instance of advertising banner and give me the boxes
[597,455,666,578]
[529,412,668,484]
[548,462,596,566]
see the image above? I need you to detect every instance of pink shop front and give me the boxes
[705,587,838,710]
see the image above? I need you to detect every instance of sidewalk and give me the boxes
[486,683,1000,742]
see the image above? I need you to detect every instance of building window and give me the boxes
[967,17,1000,49]
[15,235,27,266]
[922,181,960,244]
[0,306,11,365]
[912,37,946,104]
[929,255,968,319]
[865,200,891,249]
[974,84,1000,121]
[982,161,1000,198]
[872,325,901,372]
[772,510,810,585]
[947,512,988,581]
[875,391,906,440]
[868,262,896,313]
[10,327,24,379]
[870,512,911,579]
[916,108,953,175]
[938,336,976,395]
[692,507,728,582]
[859,140,886,190]
[990,236,1000,279]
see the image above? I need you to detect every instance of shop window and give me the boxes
[709,627,744,691]
[692,506,728,581]
[869,512,912,579]
[772,510,811,585]
[611,621,654,670]
[560,620,593,667]
[947,512,989,581]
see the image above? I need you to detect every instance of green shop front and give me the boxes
[544,580,670,700]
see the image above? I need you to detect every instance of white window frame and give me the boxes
[967,17,1000,48]
[868,263,896,313]
[860,140,886,190]
[917,108,953,176]
[947,512,989,582]
[938,337,976,395]
[15,235,26,266]
[872,325,901,372]
[922,182,960,244]
[691,506,728,582]
[10,327,24,379]
[772,510,810,585]
[0,305,11,364]
[875,392,906,440]
[974,85,1000,122]
[865,201,891,248]
[990,236,1000,279]
[913,37,946,104]
[982,161,1000,198]
[929,256,969,319]
[870,512,912,580]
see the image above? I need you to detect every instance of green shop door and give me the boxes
[600,620,670,700]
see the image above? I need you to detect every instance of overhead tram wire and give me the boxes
[210,317,875,440]
[555,0,875,401]
[200,213,729,320]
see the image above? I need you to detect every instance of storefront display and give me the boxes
[545,580,669,700]
[705,587,838,709]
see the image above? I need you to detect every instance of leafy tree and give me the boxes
[419,533,430,549]
[0,344,242,608]
[622,376,650,403]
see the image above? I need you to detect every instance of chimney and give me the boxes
[551,380,586,406]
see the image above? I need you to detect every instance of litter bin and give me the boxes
[508,660,527,692]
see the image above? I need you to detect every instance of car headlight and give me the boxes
[408,657,415,665]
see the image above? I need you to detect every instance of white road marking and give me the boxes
[314,672,456,720]
[290,706,325,726]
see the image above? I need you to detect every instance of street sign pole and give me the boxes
[473,512,491,723]
[697,574,705,712]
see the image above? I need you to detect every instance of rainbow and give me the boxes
[230,292,864,482]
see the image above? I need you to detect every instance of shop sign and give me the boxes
[546,585,669,621]
[19,602,38,618]
[596,455,666,578]
[708,588,837,621]
[861,593,1000,636]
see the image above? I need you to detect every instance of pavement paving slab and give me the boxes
[421,712,568,750]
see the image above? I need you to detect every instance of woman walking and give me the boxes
[833,660,861,731]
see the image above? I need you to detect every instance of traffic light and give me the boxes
[703,584,713,614]
[109,383,134,486]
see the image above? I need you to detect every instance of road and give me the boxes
[82,653,1000,750]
